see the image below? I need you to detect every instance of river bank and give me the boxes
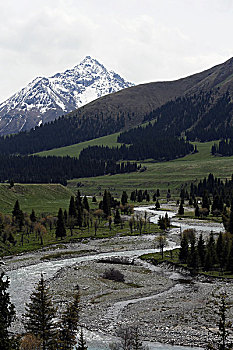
[2,205,228,348]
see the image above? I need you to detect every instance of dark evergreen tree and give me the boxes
[55,208,66,239]
[187,239,199,270]
[75,191,82,210]
[197,234,205,267]
[216,232,225,270]
[137,190,143,202]
[30,209,36,223]
[23,274,57,350]
[121,191,128,205]
[130,191,136,202]
[179,235,189,263]
[195,205,200,217]
[178,203,184,215]
[68,196,77,218]
[155,200,160,210]
[202,191,210,212]
[58,286,80,350]
[0,273,16,350]
[76,327,88,350]
[114,209,121,225]
[12,200,24,230]
[205,232,217,270]
[102,190,111,217]
[64,210,68,225]
[83,196,89,212]
[226,241,233,273]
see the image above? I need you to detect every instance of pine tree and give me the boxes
[12,199,24,230]
[121,191,128,205]
[30,209,36,223]
[58,286,80,350]
[178,203,184,215]
[83,196,89,212]
[130,191,136,202]
[0,273,16,350]
[92,196,97,203]
[12,199,20,217]
[179,235,189,263]
[75,191,82,209]
[23,274,57,350]
[197,234,206,267]
[216,232,225,270]
[102,190,111,217]
[68,196,77,218]
[195,205,200,217]
[155,200,160,210]
[55,208,66,239]
[226,241,233,273]
[76,327,88,350]
[114,209,121,225]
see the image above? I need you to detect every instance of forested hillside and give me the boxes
[143,90,233,141]
[0,57,232,155]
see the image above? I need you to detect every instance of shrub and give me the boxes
[102,268,125,282]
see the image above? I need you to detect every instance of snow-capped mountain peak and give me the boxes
[0,56,134,135]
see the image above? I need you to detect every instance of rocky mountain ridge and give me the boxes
[0,56,134,135]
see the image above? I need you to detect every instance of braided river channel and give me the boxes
[5,205,224,349]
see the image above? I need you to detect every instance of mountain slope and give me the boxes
[0,56,134,135]
[69,56,233,130]
[0,57,232,155]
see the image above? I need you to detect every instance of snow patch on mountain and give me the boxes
[0,56,134,135]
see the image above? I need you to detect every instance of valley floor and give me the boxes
[3,223,232,348]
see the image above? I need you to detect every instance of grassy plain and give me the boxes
[0,184,74,215]
[68,141,233,196]
[2,137,233,214]
[36,132,121,157]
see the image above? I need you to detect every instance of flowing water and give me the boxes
[7,205,221,350]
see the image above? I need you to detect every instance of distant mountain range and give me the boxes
[0,57,232,155]
[0,56,134,135]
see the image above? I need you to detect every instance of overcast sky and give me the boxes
[0,0,232,102]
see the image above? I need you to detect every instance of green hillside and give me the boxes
[67,141,233,197]
[0,184,73,214]
[36,132,120,157]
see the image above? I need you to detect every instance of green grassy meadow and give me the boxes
[36,132,121,157]
[0,184,74,215]
[67,141,233,196]
[1,138,233,214]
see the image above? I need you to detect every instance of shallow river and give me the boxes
[8,205,222,350]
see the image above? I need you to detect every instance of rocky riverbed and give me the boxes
[2,206,228,348]
[47,256,233,348]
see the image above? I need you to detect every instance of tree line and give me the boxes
[0,154,138,184]
[179,230,233,274]
[0,113,125,155]
[79,136,194,163]
[212,139,233,156]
